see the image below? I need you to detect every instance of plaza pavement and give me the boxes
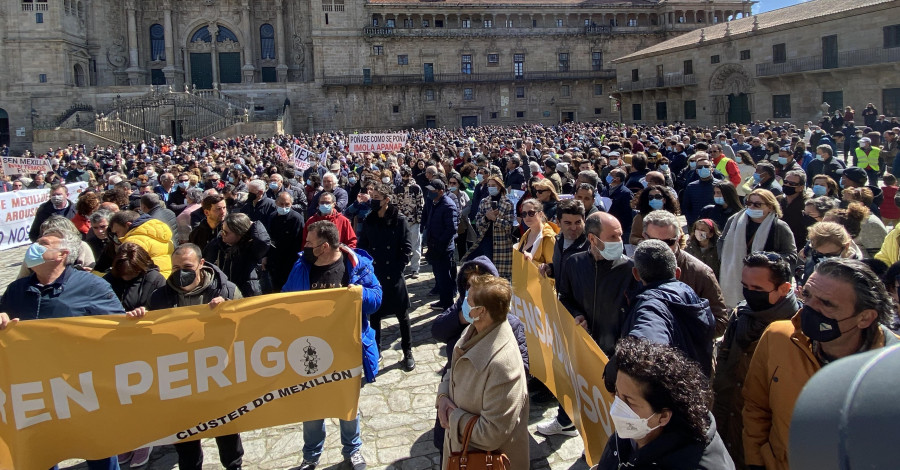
[0,245,589,470]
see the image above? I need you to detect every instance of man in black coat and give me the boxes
[29,183,76,242]
[241,179,277,226]
[141,193,178,234]
[189,194,228,250]
[266,173,307,215]
[268,192,304,292]
[421,179,458,310]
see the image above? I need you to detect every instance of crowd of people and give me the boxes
[1,110,900,470]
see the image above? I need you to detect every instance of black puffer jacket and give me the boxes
[202,220,271,297]
[104,267,167,311]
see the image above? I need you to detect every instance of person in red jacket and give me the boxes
[880,173,900,226]
[711,144,742,187]
[302,191,357,248]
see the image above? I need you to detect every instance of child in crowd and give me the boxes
[880,173,899,227]
[685,218,721,279]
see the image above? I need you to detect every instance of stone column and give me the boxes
[210,23,220,86]
[241,0,256,83]
[162,0,182,87]
[125,0,145,84]
[275,0,288,82]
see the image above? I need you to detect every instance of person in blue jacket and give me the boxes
[282,219,382,470]
[0,228,124,470]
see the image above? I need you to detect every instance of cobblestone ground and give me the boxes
[0,246,589,470]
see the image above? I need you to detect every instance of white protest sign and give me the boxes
[348,134,408,153]
[0,182,87,250]
[1,157,52,176]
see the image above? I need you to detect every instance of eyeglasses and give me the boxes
[646,236,679,246]
[535,189,550,194]
[648,193,665,200]
[697,165,712,170]
[519,210,539,218]
[783,181,801,187]
[746,201,766,208]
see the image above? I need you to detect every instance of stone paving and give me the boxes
[0,246,589,470]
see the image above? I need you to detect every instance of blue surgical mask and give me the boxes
[659,164,669,171]
[752,173,761,183]
[690,161,697,169]
[815,154,825,161]
[349,177,358,184]
[697,167,711,179]
[606,174,614,185]
[812,184,827,196]
[306,179,312,186]
[461,295,480,323]
[488,186,499,197]
[714,196,725,205]
[649,198,664,210]
[735,156,742,163]
[449,184,459,192]
[746,208,765,219]
[319,204,333,214]
[269,182,279,191]
[778,157,789,165]
[476,174,485,183]
[24,243,48,268]
[609,159,619,167]
[276,206,291,216]
[839,179,845,189]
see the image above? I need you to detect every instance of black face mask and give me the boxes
[782,185,797,196]
[370,199,382,211]
[800,304,854,343]
[303,246,319,264]
[743,287,776,312]
[171,268,198,289]
[247,192,258,203]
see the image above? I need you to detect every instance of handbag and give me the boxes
[447,415,510,470]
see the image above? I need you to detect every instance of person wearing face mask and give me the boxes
[805,145,845,188]
[358,183,415,371]
[682,155,717,226]
[267,192,304,292]
[539,212,637,438]
[711,252,797,469]
[628,185,679,246]
[109,209,175,278]
[777,169,813,250]
[601,168,635,241]
[718,189,798,308]
[596,337,735,470]
[302,191,357,248]
[853,137,881,186]
[126,243,244,470]
[750,161,782,196]
[422,179,460,309]
[685,218,721,278]
[240,178,278,227]
[282,220,382,470]
[436,274,530,470]
[0,230,126,470]
[29,183,76,242]
[468,176,514,280]
[266,172,308,215]
[743,259,899,470]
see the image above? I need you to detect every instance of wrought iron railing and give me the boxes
[616,73,697,92]
[756,46,900,77]
[323,69,616,86]
[363,24,665,38]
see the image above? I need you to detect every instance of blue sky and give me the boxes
[755,0,807,13]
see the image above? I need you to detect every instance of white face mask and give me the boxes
[694,230,708,241]
[609,396,661,440]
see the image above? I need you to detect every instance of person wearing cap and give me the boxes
[422,178,459,310]
[710,143,742,187]
[65,158,91,183]
[542,157,563,193]
[853,137,881,186]
[838,166,884,217]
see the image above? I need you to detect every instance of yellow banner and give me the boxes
[510,251,615,465]
[0,288,364,469]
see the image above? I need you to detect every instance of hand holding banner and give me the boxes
[0,288,363,469]
[510,252,615,466]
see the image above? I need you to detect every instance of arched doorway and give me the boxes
[709,64,754,125]
[188,24,242,89]
[0,108,9,148]
[73,64,86,87]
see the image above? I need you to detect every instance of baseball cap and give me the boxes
[837,167,867,185]
[426,179,446,191]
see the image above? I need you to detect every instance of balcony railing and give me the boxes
[616,73,697,92]
[323,69,616,86]
[363,24,666,38]
[756,46,900,77]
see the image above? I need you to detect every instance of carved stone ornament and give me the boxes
[709,64,754,93]
[292,34,306,66]
[107,35,128,69]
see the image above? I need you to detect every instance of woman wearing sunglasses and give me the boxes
[629,184,680,246]
[718,189,799,308]
[515,198,559,265]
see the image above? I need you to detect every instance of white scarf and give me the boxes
[720,211,777,307]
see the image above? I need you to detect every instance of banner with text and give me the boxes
[0,288,363,469]
[291,145,327,172]
[1,157,52,176]
[0,182,87,251]
[348,134,408,154]
[511,252,614,466]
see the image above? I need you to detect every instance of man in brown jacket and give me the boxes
[742,259,900,470]
[642,210,728,336]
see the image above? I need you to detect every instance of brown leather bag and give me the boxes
[447,415,510,470]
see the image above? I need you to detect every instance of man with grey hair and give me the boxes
[241,178,277,226]
[309,172,349,217]
[266,172,308,215]
[619,238,715,376]
[642,209,728,336]
[141,192,178,234]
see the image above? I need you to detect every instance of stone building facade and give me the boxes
[0,0,749,152]
[612,0,900,126]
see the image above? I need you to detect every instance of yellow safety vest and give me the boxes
[856,147,880,171]
[715,156,733,176]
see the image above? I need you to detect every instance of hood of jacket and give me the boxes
[167,261,230,297]
[867,184,884,207]
[126,214,173,244]
[456,255,499,297]
[635,279,714,342]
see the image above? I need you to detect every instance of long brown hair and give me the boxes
[111,242,154,278]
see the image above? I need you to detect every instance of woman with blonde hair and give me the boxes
[515,198,559,265]
[531,178,559,222]
[841,187,888,257]
[717,189,798,307]
[799,221,862,285]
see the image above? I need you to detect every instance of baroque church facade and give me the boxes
[0,0,750,151]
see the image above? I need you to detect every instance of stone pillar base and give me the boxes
[276,64,289,83]
[126,68,146,86]
[242,65,256,84]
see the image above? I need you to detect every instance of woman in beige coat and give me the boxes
[436,274,529,469]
